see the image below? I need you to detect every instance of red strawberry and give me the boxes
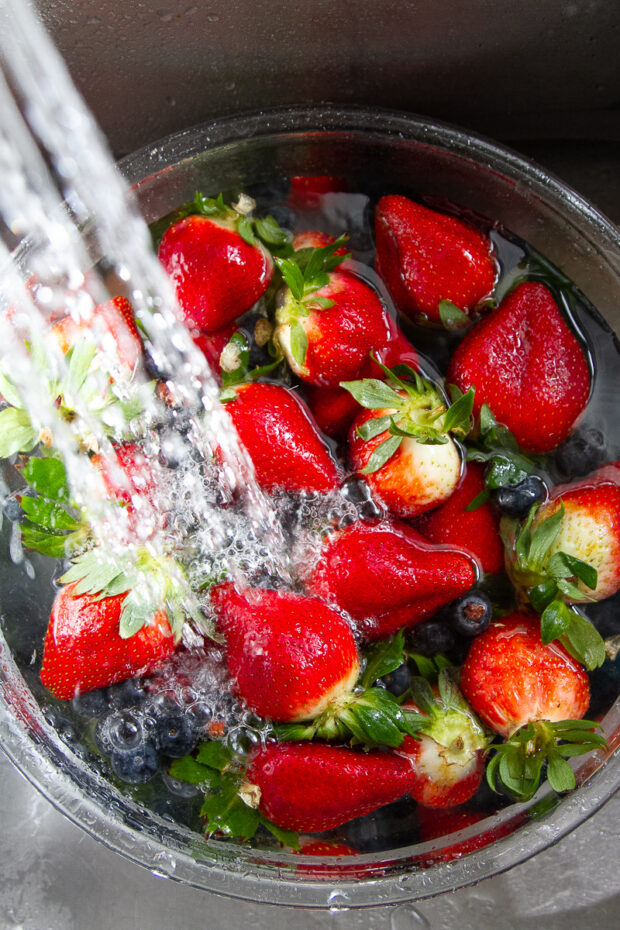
[460,612,590,738]
[244,742,414,832]
[416,462,504,575]
[224,382,341,493]
[40,583,175,699]
[305,520,477,641]
[447,282,591,453]
[394,669,488,808]
[275,269,393,388]
[298,841,357,857]
[48,296,142,377]
[348,404,462,518]
[210,583,360,722]
[158,214,273,334]
[375,195,496,324]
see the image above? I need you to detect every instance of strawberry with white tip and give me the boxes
[398,668,489,808]
[343,363,474,518]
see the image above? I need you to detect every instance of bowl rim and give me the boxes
[2,104,620,909]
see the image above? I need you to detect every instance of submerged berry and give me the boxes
[110,743,160,784]
[448,591,493,638]
[556,427,606,478]
[495,475,546,517]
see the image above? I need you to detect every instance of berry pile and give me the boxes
[2,177,619,857]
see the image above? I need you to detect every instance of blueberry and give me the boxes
[72,688,110,718]
[264,204,296,230]
[110,743,160,784]
[556,428,606,478]
[409,620,457,657]
[106,677,146,710]
[379,663,412,697]
[153,710,199,758]
[2,495,23,522]
[495,475,546,518]
[448,591,493,638]
[42,706,80,745]
[238,312,275,370]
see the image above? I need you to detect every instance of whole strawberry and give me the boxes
[343,366,473,518]
[40,583,175,700]
[374,195,496,324]
[306,520,477,640]
[159,213,273,334]
[244,742,414,832]
[416,462,504,575]
[210,583,360,722]
[399,670,488,808]
[447,282,591,453]
[223,382,341,494]
[460,612,605,800]
[275,269,393,388]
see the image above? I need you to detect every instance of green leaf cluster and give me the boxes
[340,360,474,475]
[169,740,299,847]
[219,330,283,399]
[487,718,607,801]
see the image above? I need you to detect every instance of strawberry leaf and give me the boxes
[168,756,222,787]
[527,504,564,570]
[0,368,24,408]
[19,496,81,532]
[547,552,597,590]
[288,320,308,369]
[259,815,300,849]
[236,216,257,246]
[529,580,560,613]
[201,777,260,840]
[560,612,606,670]
[355,415,391,441]
[22,455,69,500]
[340,379,403,410]
[253,215,291,247]
[465,488,492,511]
[439,299,470,329]
[359,434,403,474]
[360,631,406,689]
[196,740,233,772]
[546,754,576,793]
[540,598,572,643]
[442,387,475,435]
[274,257,305,301]
[0,407,39,458]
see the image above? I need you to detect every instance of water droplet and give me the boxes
[207,13,220,22]
[390,905,430,930]
[327,890,351,912]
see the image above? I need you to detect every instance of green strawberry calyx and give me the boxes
[218,329,284,403]
[60,545,208,641]
[504,502,606,670]
[487,718,607,802]
[407,669,490,764]
[341,360,474,474]
[273,236,351,370]
[169,739,300,848]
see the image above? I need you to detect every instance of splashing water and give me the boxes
[0,0,294,612]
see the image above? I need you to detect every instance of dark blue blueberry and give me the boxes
[106,677,146,710]
[495,475,547,518]
[110,743,160,784]
[379,663,412,697]
[72,688,110,718]
[556,428,606,479]
[153,710,199,758]
[409,620,457,657]
[238,313,274,370]
[448,591,493,638]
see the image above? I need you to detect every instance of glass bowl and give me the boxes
[1,106,620,909]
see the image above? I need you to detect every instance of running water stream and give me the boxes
[0,0,293,605]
